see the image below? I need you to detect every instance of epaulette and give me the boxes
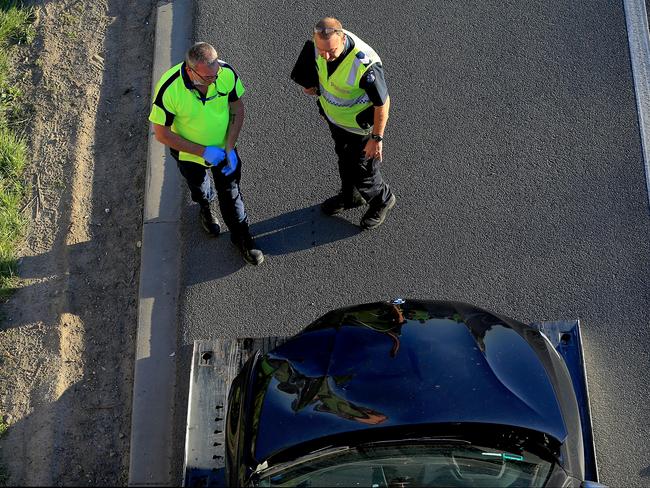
[356,51,372,65]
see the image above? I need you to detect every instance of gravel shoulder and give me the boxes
[0,0,155,484]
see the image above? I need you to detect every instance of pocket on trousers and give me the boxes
[361,156,378,177]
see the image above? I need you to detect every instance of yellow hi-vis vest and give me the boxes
[316,31,381,135]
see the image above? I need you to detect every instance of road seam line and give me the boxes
[624,0,650,211]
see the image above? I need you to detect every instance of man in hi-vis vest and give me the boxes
[291,17,396,230]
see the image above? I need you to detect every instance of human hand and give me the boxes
[203,146,226,165]
[363,139,382,161]
[303,87,318,96]
[222,149,239,176]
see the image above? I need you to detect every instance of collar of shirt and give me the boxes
[327,35,355,76]
[180,62,225,101]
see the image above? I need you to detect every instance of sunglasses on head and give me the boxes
[313,27,342,36]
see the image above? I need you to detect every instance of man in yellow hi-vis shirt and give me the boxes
[149,42,263,265]
[291,18,396,230]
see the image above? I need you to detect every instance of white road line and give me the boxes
[624,0,650,212]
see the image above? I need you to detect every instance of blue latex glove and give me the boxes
[222,149,239,176]
[202,146,226,165]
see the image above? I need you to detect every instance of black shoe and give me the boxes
[200,205,221,237]
[360,194,396,230]
[231,229,264,265]
[320,191,365,216]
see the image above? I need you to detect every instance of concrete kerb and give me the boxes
[128,0,191,485]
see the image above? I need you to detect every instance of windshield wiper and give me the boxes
[358,437,472,448]
[254,445,352,477]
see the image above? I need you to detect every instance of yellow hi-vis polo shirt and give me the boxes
[149,61,245,166]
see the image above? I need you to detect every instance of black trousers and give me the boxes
[327,121,393,208]
[175,148,248,234]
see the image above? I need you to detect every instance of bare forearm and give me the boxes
[372,96,390,136]
[154,125,204,157]
[363,97,390,161]
[226,101,245,151]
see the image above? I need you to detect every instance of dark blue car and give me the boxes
[222,299,602,487]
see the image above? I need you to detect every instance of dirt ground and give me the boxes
[0,0,155,485]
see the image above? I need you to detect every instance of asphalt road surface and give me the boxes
[173,1,650,485]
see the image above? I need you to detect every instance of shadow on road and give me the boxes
[251,204,362,255]
[180,202,363,283]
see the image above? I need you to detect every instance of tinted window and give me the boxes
[255,443,553,487]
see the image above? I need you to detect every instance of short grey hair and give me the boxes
[186,42,219,68]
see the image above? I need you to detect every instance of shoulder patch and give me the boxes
[356,51,371,65]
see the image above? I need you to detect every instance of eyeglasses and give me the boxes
[313,27,342,36]
[189,65,221,84]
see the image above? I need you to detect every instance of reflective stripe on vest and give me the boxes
[347,55,367,85]
[318,83,370,107]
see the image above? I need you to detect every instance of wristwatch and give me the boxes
[371,133,383,142]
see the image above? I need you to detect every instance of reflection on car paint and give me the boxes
[259,356,388,425]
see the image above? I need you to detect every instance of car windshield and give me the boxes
[254,442,554,487]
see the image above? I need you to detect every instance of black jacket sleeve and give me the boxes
[359,64,389,106]
[291,40,319,88]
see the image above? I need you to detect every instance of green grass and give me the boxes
[0,1,34,127]
[0,1,35,89]
[0,0,34,298]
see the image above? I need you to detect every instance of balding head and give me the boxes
[314,17,344,40]
[313,17,346,62]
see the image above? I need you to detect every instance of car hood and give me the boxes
[250,300,568,463]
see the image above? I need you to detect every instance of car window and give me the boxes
[254,443,554,487]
